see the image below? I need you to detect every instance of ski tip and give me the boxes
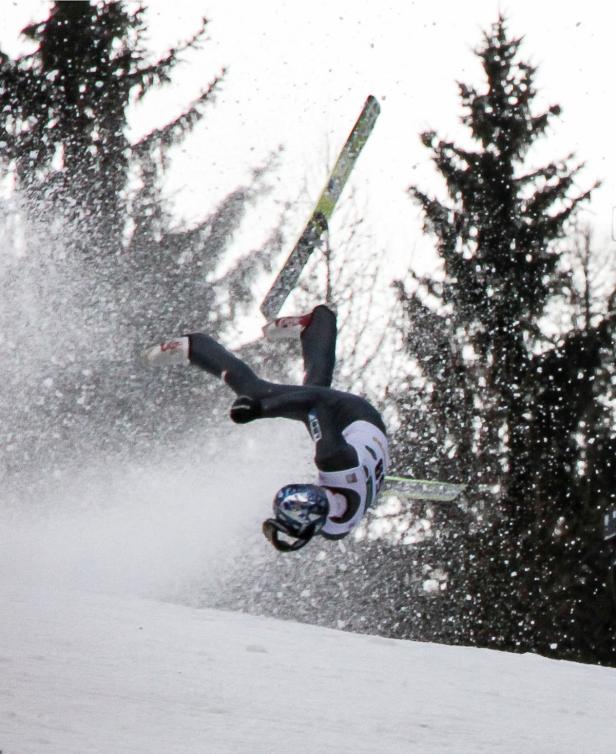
[365,94,380,113]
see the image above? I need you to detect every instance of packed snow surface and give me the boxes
[1,584,614,754]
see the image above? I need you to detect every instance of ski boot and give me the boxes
[262,312,313,341]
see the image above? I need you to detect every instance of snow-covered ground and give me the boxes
[1,583,615,754]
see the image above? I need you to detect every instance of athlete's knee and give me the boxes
[310,304,337,326]
[303,305,337,345]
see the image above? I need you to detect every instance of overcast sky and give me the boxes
[3,1,615,300]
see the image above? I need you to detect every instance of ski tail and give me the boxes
[384,475,466,503]
[260,95,380,320]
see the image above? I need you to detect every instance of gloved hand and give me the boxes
[230,395,262,424]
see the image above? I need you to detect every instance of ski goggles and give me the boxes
[262,518,319,553]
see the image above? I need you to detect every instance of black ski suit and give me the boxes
[187,305,389,538]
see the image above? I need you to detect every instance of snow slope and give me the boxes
[2,584,614,754]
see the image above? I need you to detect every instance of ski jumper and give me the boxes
[187,305,389,538]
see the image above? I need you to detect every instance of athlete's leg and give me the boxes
[188,333,286,399]
[301,304,337,387]
[188,334,257,388]
[188,333,299,401]
[189,330,358,470]
[189,305,336,395]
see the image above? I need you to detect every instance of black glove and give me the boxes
[230,395,262,424]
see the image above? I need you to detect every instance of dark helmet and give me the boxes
[263,484,329,552]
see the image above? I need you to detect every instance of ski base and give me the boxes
[384,475,466,503]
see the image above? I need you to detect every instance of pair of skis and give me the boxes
[260,97,465,505]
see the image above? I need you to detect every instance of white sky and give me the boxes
[145,0,616,263]
[3,1,616,300]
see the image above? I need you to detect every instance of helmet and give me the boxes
[274,484,330,536]
[263,484,329,552]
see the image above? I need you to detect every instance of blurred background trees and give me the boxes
[0,0,278,484]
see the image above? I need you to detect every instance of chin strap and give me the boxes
[262,518,318,552]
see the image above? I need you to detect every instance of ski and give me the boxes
[260,95,381,320]
[384,475,466,503]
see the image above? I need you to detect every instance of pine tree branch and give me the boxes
[128,16,210,99]
[131,71,224,158]
[521,164,591,220]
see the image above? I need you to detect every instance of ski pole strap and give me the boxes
[262,518,315,552]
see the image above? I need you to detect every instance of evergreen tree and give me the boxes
[397,16,615,663]
[0,2,277,482]
[0,2,215,253]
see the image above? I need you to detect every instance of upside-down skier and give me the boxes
[145,305,389,552]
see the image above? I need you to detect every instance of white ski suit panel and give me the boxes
[317,420,389,538]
